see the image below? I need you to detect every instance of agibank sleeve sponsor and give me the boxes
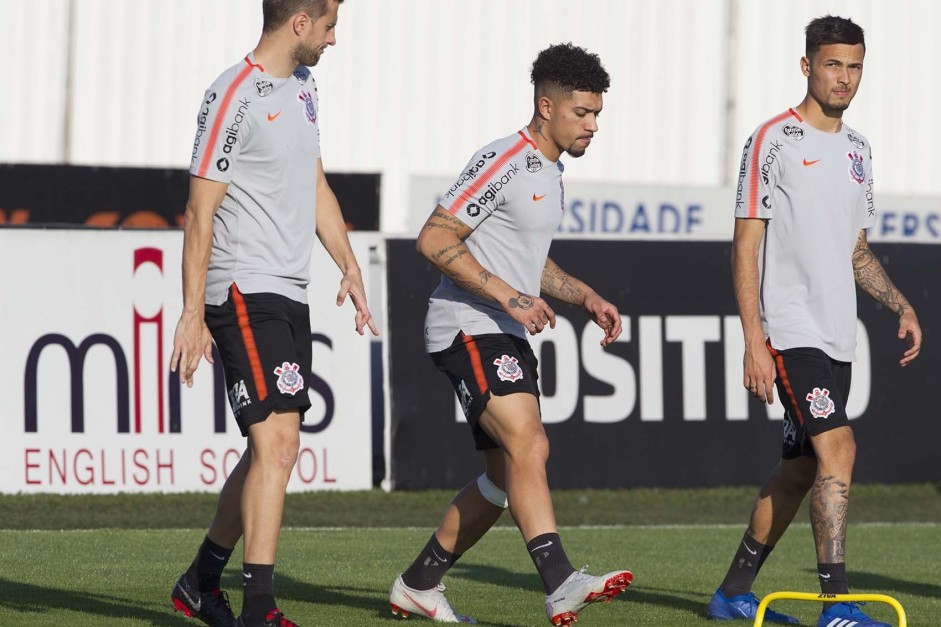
[735,111,791,220]
[190,61,257,184]
[855,136,876,230]
[439,135,529,230]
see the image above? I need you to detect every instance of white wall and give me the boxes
[1,0,937,231]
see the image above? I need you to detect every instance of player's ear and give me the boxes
[536,94,553,121]
[292,12,308,36]
[800,55,811,77]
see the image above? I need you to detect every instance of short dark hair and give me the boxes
[805,15,865,57]
[531,43,610,96]
[262,0,341,33]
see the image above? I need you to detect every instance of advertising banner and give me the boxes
[0,229,375,493]
[387,238,936,489]
[0,164,381,231]
[410,176,941,243]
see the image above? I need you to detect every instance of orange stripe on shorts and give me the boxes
[462,334,489,395]
[767,339,803,425]
[231,284,268,401]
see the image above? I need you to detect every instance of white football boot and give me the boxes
[389,574,477,623]
[545,567,633,626]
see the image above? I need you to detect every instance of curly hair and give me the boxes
[805,15,865,57]
[530,43,610,95]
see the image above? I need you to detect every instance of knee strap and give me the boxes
[476,473,508,509]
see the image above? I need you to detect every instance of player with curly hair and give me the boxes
[387,43,632,626]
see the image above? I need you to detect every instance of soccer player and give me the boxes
[169,1,376,626]
[707,16,922,627]
[387,44,632,626]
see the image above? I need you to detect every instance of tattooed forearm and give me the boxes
[541,260,586,305]
[810,475,849,563]
[430,244,459,262]
[542,270,584,304]
[443,268,488,298]
[443,248,469,266]
[852,246,910,315]
[479,270,492,285]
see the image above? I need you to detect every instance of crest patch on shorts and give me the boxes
[806,387,835,419]
[274,361,304,395]
[493,354,524,382]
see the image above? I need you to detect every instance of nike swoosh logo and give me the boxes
[532,193,547,202]
[208,550,227,560]
[802,158,820,166]
[431,550,449,564]
[530,540,553,553]
[819,573,831,579]
[742,541,757,556]
[403,591,437,618]
[267,111,281,122]
[243,572,252,579]
[181,586,201,611]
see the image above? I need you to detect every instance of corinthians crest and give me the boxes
[274,361,304,395]
[493,354,524,382]
[806,387,835,419]
[847,151,865,184]
[298,90,317,125]
[525,152,542,173]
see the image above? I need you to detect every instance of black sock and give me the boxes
[527,533,575,594]
[185,536,234,592]
[401,534,460,590]
[818,561,848,601]
[719,535,774,597]
[241,563,276,624]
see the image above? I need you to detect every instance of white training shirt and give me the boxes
[424,128,565,352]
[735,108,876,361]
[190,54,322,306]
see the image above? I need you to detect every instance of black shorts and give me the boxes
[768,342,852,460]
[205,284,312,437]
[431,332,540,451]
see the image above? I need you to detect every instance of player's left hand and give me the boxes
[583,292,622,346]
[337,270,379,336]
[898,308,921,366]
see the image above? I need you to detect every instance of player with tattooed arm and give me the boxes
[388,43,632,626]
[707,15,922,627]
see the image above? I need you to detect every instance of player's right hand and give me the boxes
[170,310,214,387]
[743,343,776,404]
[504,291,555,336]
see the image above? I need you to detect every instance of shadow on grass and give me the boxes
[0,577,180,625]
[612,585,709,619]
[447,563,708,625]
[273,571,523,627]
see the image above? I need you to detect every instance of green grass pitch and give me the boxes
[1,486,939,625]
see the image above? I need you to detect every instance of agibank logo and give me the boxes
[476,164,520,207]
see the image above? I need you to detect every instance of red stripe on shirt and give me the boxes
[231,284,269,402]
[462,334,490,395]
[448,137,530,215]
[747,110,801,218]
[517,130,537,150]
[196,58,258,178]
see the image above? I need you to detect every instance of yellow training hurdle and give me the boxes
[753,591,907,627]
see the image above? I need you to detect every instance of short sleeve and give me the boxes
[734,131,780,220]
[437,148,506,230]
[189,87,250,183]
